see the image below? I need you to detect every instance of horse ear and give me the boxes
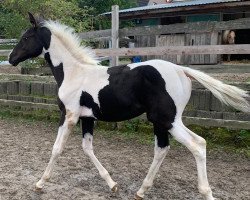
[28,12,38,28]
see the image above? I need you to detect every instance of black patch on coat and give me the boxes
[44,53,64,87]
[79,91,101,118]
[38,27,51,50]
[97,65,176,126]
[80,117,95,137]
[154,124,170,148]
[58,98,66,126]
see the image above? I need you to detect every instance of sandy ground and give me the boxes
[0,66,21,74]
[0,118,249,200]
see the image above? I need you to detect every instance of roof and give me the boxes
[138,0,149,7]
[103,0,242,15]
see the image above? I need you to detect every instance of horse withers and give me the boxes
[9,13,249,200]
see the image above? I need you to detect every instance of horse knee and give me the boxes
[82,136,93,156]
[65,109,78,128]
[189,139,206,159]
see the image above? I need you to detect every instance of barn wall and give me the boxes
[135,32,219,64]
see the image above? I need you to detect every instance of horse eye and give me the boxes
[24,37,28,40]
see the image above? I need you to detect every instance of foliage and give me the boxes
[78,0,137,29]
[0,0,138,38]
[0,0,93,38]
[0,7,29,38]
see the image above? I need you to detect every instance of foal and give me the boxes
[9,13,249,200]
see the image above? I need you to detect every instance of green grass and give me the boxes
[0,107,249,157]
[0,56,7,61]
[0,44,14,50]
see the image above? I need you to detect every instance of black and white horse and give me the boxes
[9,13,249,200]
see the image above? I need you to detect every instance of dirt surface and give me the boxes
[0,66,21,74]
[211,73,249,83]
[0,118,249,200]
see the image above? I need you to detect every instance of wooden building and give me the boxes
[105,0,250,64]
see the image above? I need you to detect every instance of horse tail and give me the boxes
[180,66,250,112]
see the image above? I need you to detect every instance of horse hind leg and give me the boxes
[169,121,214,200]
[80,118,118,192]
[135,123,170,200]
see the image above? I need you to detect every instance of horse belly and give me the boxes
[98,104,145,122]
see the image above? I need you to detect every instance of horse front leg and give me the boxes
[35,108,79,190]
[80,117,118,192]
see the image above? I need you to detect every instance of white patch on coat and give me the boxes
[136,136,170,198]
[44,20,99,66]
[128,60,192,118]
[43,21,110,116]
[80,106,95,118]
[82,133,117,189]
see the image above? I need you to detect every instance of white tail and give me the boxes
[181,66,250,113]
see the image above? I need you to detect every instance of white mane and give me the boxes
[44,20,99,65]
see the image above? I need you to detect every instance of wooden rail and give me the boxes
[1,44,250,58]
[96,44,250,57]
[79,17,250,40]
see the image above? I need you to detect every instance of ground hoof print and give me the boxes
[111,184,119,193]
[134,194,143,200]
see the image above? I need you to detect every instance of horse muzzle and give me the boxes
[9,53,20,66]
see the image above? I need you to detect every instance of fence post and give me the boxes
[110,5,119,67]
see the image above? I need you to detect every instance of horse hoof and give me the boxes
[35,186,43,192]
[111,184,119,193]
[134,194,143,200]
[35,181,44,192]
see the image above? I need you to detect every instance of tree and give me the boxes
[0,0,93,38]
[78,0,137,29]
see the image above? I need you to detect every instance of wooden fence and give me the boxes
[1,6,250,65]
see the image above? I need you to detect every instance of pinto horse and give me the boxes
[222,30,236,61]
[9,13,249,200]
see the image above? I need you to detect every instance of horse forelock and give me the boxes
[43,20,99,65]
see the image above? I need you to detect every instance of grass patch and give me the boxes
[0,108,249,157]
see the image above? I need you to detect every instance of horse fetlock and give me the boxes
[43,173,51,181]
[198,185,212,196]
[35,180,44,190]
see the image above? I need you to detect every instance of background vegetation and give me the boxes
[0,0,137,38]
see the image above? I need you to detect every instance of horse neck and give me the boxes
[44,35,90,87]
[46,35,76,67]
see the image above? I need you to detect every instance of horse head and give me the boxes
[227,30,236,44]
[9,13,50,66]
